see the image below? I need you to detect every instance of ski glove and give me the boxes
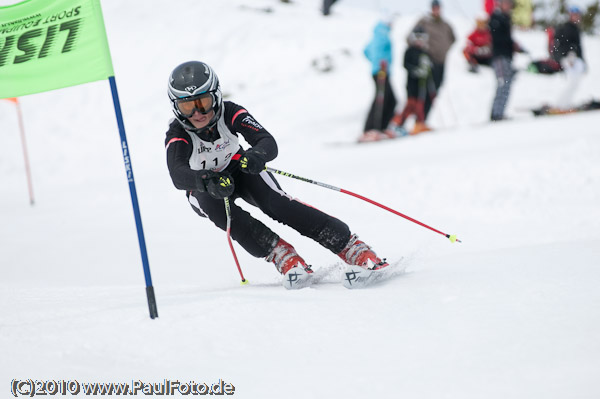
[196,170,235,199]
[206,173,234,199]
[240,147,267,174]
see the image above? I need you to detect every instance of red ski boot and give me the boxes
[266,238,313,289]
[337,234,388,270]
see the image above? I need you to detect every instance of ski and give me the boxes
[325,126,425,146]
[342,260,407,289]
[238,4,274,13]
[281,260,407,289]
[341,265,378,288]
[282,267,314,290]
[281,262,342,289]
[357,127,410,143]
[529,100,600,116]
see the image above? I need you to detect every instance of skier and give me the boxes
[386,26,435,136]
[553,6,584,64]
[164,61,389,289]
[553,6,586,109]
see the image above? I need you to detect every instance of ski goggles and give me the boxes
[174,92,216,117]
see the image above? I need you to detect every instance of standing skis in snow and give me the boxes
[164,61,389,289]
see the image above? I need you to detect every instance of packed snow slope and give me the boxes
[1,0,599,398]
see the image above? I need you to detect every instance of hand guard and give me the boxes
[205,173,235,199]
[240,148,267,174]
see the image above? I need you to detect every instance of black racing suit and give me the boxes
[165,101,350,258]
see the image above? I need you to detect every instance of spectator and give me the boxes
[485,0,496,15]
[412,0,455,120]
[463,15,493,72]
[553,6,584,62]
[386,26,436,136]
[526,7,585,80]
[553,6,586,109]
[362,18,397,135]
[489,0,523,121]
[512,0,533,29]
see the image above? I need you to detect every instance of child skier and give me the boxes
[165,61,388,289]
[386,26,435,136]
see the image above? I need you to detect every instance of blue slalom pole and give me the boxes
[108,76,158,319]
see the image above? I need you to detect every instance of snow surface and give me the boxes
[1,0,600,398]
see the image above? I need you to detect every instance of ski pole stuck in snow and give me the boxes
[224,197,248,284]
[266,167,461,243]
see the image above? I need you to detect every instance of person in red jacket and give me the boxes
[463,16,492,72]
[485,0,496,15]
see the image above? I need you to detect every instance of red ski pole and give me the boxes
[224,197,248,284]
[266,167,461,243]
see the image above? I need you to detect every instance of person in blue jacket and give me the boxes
[363,18,397,134]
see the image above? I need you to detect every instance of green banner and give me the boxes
[0,0,114,98]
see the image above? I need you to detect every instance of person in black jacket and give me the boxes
[165,61,389,289]
[553,6,586,109]
[387,26,435,136]
[553,6,584,62]
[489,0,523,121]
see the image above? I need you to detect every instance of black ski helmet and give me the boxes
[168,61,223,132]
